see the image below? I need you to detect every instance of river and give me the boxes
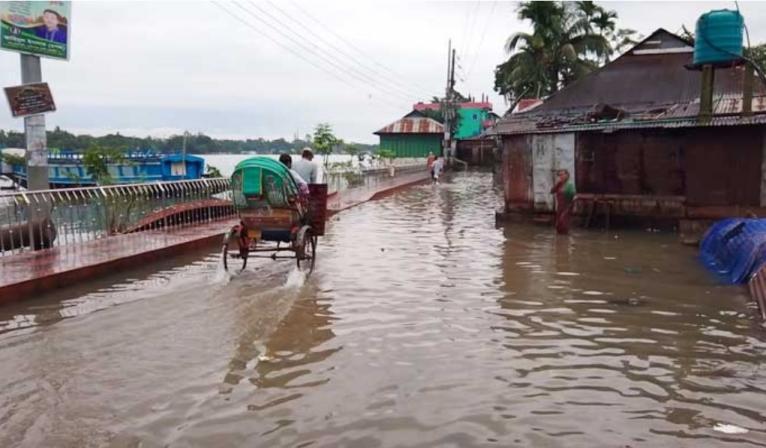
[0,171,765,447]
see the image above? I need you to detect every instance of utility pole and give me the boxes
[181,130,189,178]
[443,40,455,159]
[21,54,48,191]
[443,42,457,163]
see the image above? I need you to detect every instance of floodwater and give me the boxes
[1,171,766,447]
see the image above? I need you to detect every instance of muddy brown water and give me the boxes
[1,171,765,447]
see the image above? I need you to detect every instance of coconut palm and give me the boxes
[494,1,616,103]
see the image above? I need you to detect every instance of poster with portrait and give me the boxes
[0,1,71,60]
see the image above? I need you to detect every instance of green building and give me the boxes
[374,111,444,158]
[455,107,493,140]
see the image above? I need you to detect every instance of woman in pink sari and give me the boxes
[550,169,573,234]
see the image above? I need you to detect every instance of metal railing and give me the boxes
[0,178,234,257]
[0,165,428,258]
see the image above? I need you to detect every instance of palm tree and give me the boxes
[495,1,609,103]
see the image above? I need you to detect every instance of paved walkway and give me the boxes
[0,220,237,302]
[0,168,430,302]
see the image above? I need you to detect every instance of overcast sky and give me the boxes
[1,1,766,144]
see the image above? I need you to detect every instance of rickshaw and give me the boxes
[222,157,327,273]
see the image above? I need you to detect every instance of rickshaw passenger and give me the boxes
[279,153,310,197]
[293,148,318,184]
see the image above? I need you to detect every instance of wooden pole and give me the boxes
[743,63,754,117]
[699,64,714,124]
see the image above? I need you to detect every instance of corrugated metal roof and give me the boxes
[491,110,766,135]
[513,99,543,114]
[374,117,444,135]
[495,28,766,135]
[412,101,493,112]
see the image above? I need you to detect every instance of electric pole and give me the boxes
[443,41,457,163]
[443,40,453,159]
[181,130,189,178]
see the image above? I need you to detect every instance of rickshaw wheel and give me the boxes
[295,225,316,274]
[221,227,249,272]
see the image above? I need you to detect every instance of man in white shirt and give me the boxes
[432,155,444,183]
[279,153,309,196]
[292,148,319,184]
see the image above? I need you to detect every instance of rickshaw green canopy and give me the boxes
[231,156,299,208]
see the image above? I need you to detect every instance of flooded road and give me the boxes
[1,171,766,447]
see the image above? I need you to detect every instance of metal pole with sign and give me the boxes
[1,1,71,191]
[2,2,71,250]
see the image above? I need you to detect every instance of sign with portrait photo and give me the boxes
[0,1,71,60]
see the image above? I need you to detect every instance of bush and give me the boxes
[1,152,25,166]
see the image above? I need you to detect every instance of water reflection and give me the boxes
[2,171,766,447]
[222,278,339,395]
[497,224,766,444]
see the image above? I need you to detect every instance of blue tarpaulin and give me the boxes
[699,218,766,284]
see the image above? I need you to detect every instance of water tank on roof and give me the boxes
[693,9,744,65]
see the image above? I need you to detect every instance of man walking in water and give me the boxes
[550,169,574,234]
[432,155,444,184]
[293,148,318,184]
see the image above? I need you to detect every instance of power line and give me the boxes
[211,1,404,111]
[459,1,482,74]
[285,0,441,98]
[466,0,498,80]
[264,0,428,101]
[239,0,416,104]
[231,1,413,107]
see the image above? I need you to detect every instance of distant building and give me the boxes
[376,101,497,160]
[374,110,444,158]
[491,29,766,238]
[412,100,496,140]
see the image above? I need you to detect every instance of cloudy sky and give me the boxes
[1,1,766,144]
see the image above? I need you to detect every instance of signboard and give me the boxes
[4,82,56,117]
[0,1,70,60]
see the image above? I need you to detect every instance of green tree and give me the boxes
[746,43,766,72]
[0,152,25,166]
[206,164,223,178]
[495,1,634,103]
[82,145,126,185]
[312,123,340,165]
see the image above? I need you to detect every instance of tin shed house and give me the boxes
[374,111,444,158]
[493,29,766,234]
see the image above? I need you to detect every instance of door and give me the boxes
[532,133,575,211]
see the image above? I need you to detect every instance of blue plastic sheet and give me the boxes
[699,218,766,284]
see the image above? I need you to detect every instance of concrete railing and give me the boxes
[0,178,234,257]
[325,163,427,194]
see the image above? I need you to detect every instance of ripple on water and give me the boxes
[1,172,766,447]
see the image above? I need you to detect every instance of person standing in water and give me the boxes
[426,151,436,171]
[550,169,574,234]
[432,155,444,184]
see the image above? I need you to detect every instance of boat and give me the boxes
[1,148,205,188]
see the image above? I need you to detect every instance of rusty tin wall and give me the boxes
[576,130,685,197]
[684,127,762,206]
[505,126,765,214]
[501,135,534,211]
